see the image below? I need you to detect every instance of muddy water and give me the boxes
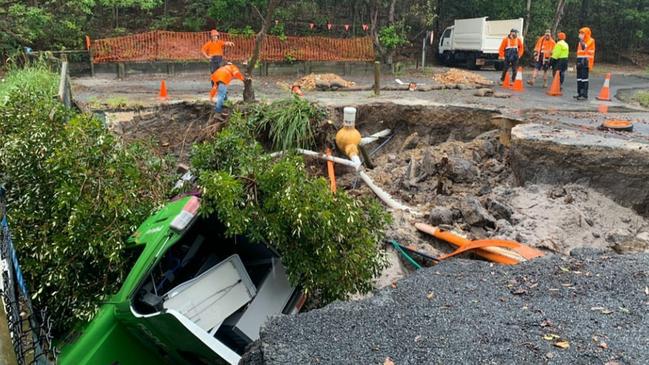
[0,304,17,365]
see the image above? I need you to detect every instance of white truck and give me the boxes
[438,17,524,70]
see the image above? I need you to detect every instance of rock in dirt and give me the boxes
[399,132,420,152]
[493,92,512,98]
[486,197,514,220]
[473,88,494,97]
[428,206,455,226]
[460,196,496,227]
[246,252,649,364]
[447,157,479,183]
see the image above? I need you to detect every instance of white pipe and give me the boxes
[358,171,413,212]
[272,148,416,213]
[270,149,362,170]
[360,129,392,146]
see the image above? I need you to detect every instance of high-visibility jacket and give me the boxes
[551,40,569,60]
[202,40,225,57]
[576,27,596,69]
[534,36,556,59]
[498,36,524,60]
[210,64,245,97]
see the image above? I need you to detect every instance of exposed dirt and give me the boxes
[340,109,649,259]
[489,184,649,254]
[106,102,219,162]
[290,73,355,90]
[433,68,494,87]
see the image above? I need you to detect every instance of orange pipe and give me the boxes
[325,148,337,193]
[415,223,543,265]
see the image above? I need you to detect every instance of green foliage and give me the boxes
[633,90,649,108]
[0,60,58,101]
[283,52,297,63]
[193,111,389,302]
[0,65,172,335]
[249,96,326,151]
[228,26,256,37]
[270,22,288,41]
[379,24,409,50]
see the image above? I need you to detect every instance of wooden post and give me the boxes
[373,61,381,96]
[167,63,175,76]
[58,59,72,108]
[117,63,126,79]
[88,50,95,77]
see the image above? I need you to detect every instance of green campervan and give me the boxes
[59,195,304,365]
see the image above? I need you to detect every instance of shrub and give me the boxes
[0,66,172,335]
[249,96,327,151]
[193,111,390,302]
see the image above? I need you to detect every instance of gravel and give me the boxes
[243,251,649,365]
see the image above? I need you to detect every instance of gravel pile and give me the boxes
[243,251,649,364]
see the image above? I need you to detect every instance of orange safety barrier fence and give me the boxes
[91,31,375,64]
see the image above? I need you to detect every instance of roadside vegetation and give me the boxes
[193,99,390,302]
[0,63,390,335]
[0,63,174,335]
[634,90,649,108]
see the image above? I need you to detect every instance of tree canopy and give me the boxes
[1,0,648,63]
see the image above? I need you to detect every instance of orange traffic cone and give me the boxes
[502,71,511,89]
[596,73,612,101]
[546,71,562,96]
[159,80,168,100]
[511,67,524,92]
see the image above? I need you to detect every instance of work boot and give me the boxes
[526,79,534,86]
[542,79,548,88]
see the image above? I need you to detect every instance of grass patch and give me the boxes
[633,90,649,108]
[0,61,58,101]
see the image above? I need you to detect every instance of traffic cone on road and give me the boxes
[596,73,612,101]
[159,80,169,100]
[511,67,524,92]
[502,71,511,89]
[546,71,562,96]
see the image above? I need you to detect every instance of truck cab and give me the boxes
[59,196,304,365]
[438,17,524,70]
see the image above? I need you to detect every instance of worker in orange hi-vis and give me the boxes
[574,27,596,100]
[528,29,556,88]
[202,29,235,85]
[209,62,245,113]
[498,29,524,85]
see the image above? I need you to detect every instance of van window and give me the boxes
[442,28,451,39]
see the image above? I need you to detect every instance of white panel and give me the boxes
[164,254,256,332]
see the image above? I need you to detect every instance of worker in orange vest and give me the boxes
[498,29,524,85]
[209,62,245,113]
[574,27,596,100]
[202,29,235,85]
[528,29,556,88]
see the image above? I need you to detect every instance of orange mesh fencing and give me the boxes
[91,31,375,64]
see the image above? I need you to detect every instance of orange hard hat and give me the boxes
[210,29,219,36]
[558,32,566,40]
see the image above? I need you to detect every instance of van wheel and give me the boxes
[443,52,453,66]
[467,54,478,70]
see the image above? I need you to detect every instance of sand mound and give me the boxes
[433,68,493,87]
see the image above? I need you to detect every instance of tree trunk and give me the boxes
[551,0,567,36]
[243,0,282,102]
[523,0,532,38]
[370,0,384,61]
[386,0,398,65]
[578,0,589,27]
